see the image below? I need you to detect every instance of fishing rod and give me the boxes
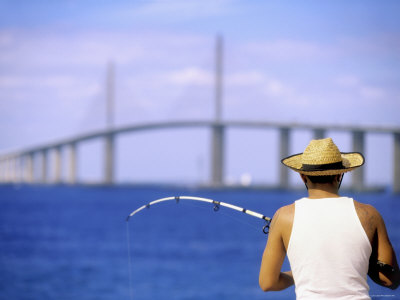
[125,196,272,299]
[126,196,272,234]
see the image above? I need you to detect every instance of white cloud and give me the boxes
[226,71,265,85]
[0,30,146,68]
[163,69,278,88]
[0,29,213,71]
[359,86,386,100]
[166,67,213,86]
[0,74,102,102]
[244,39,323,60]
[263,79,286,97]
[243,35,400,64]
[0,75,76,88]
[335,75,386,100]
[336,35,400,59]
[335,75,360,87]
[226,71,290,97]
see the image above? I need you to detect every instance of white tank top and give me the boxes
[287,197,372,300]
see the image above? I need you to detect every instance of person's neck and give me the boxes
[307,185,340,199]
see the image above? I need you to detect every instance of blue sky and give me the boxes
[0,0,399,186]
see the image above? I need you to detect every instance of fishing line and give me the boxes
[126,222,134,300]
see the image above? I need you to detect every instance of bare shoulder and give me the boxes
[270,204,295,250]
[272,204,295,226]
[354,200,382,223]
[353,200,382,243]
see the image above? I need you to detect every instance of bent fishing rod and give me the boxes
[126,196,272,234]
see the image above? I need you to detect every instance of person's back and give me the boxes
[287,196,371,299]
[259,138,399,299]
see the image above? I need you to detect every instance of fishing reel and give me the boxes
[262,219,271,235]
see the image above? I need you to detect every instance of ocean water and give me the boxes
[0,184,399,300]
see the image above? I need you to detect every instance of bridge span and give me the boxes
[0,120,399,193]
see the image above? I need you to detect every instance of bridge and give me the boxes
[1,36,399,192]
[0,119,399,192]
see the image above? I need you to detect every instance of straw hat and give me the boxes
[281,138,364,176]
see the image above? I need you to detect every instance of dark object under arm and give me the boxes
[368,260,400,290]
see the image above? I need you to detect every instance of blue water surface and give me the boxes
[0,185,399,300]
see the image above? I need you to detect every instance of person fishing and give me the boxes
[259,137,399,299]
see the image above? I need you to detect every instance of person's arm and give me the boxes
[259,207,294,291]
[368,207,400,290]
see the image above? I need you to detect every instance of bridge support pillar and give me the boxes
[68,143,77,184]
[352,131,365,191]
[25,153,34,183]
[3,159,7,182]
[279,127,290,189]
[393,133,400,194]
[104,133,114,184]
[0,160,4,182]
[2,159,8,182]
[9,157,16,183]
[41,150,48,183]
[5,159,10,182]
[14,157,21,183]
[211,124,224,186]
[4,158,11,183]
[313,129,325,140]
[2,159,7,182]
[54,147,62,183]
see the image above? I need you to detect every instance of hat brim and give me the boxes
[281,152,364,176]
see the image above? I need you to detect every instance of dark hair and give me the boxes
[307,175,337,184]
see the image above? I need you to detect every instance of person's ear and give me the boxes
[300,174,309,190]
[300,174,307,184]
[336,174,342,182]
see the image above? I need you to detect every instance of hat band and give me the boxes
[301,161,344,172]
